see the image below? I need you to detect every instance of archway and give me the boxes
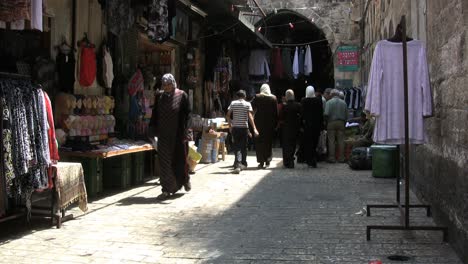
[256,9,335,99]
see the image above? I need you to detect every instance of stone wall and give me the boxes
[360,0,468,262]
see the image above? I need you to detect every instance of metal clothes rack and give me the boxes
[365,16,448,241]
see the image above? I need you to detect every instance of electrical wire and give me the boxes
[271,38,331,47]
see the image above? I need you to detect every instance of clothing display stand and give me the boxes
[365,16,448,241]
[0,72,61,228]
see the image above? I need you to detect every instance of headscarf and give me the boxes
[260,83,274,97]
[285,89,295,101]
[161,73,177,88]
[305,86,316,98]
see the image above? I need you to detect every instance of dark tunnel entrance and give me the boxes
[256,9,335,100]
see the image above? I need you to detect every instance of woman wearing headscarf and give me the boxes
[300,86,324,168]
[149,73,191,199]
[252,84,278,168]
[279,89,302,168]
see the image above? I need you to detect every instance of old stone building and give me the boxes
[358,0,468,262]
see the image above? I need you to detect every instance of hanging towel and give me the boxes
[304,45,313,75]
[293,47,299,79]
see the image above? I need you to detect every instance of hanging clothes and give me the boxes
[304,45,313,76]
[271,48,284,79]
[248,50,271,77]
[79,45,97,87]
[31,0,42,31]
[147,0,176,43]
[128,69,144,96]
[103,47,114,89]
[292,47,299,79]
[56,51,76,93]
[0,0,31,23]
[298,46,306,75]
[107,0,134,36]
[365,40,432,145]
[281,48,293,79]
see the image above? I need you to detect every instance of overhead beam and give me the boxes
[251,0,266,17]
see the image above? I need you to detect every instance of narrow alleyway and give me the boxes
[0,150,462,264]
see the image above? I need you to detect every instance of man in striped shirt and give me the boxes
[226,90,259,174]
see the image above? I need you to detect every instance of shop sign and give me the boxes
[337,46,359,72]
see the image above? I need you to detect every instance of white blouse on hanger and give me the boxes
[365,40,432,145]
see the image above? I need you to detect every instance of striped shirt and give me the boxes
[228,99,253,128]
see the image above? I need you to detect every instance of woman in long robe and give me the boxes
[300,86,324,168]
[280,90,301,168]
[149,73,191,199]
[252,84,278,168]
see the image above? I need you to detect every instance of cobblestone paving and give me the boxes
[0,150,462,263]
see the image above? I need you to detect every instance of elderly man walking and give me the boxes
[324,89,348,163]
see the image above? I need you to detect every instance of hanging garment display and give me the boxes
[128,69,144,96]
[31,0,42,31]
[281,48,294,79]
[147,0,176,43]
[56,50,76,93]
[107,0,134,36]
[298,46,305,75]
[271,48,284,79]
[103,47,114,89]
[0,0,31,23]
[79,44,97,87]
[293,47,299,79]
[365,40,432,144]
[248,50,271,77]
[304,45,313,76]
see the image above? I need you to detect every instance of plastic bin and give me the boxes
[131,152,145,185]
[371,145,399,178]
[103,155,132,189]
[61,156,103,197]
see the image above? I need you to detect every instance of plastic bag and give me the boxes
[316,130,327,155]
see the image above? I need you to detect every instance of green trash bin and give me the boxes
[371,145,399,178]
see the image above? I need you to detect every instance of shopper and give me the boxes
[226,90,259,174]
[149,73,191,199]
[300,86,324,168]
[323,88,333,101]
[279,89,301,168]
[324,89,348,163]
[252,84,278,169]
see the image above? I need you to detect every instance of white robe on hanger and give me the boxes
[304,45,313,75]
[293,47,299,79]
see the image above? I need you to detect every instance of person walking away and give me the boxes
[252,84,278,169]
[279,89,301,168]
[323,88,333,101]
[301,86,324,168]
[226,90,259,174]
[149,73,191,199]
[324,89,348,163]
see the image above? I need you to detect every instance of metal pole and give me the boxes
[401,16,410,228]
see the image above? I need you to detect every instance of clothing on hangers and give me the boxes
[365,40,432,145]
[293,47,299,79]
[304,45,313,75]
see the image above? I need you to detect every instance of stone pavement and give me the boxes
[0,149,462,264]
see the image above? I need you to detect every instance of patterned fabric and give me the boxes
[2,98,14,195]
[147,0,168,42]
[0,0,31,22]
[107,0,134,36]
[53,163,88,212]
[150,88,190,194]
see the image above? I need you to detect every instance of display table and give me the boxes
[59,141,156,197]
